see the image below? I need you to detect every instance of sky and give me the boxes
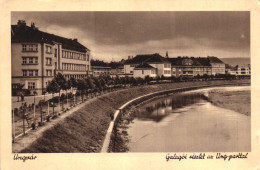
[11,12,250,62]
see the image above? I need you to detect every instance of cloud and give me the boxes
[11,11,250,62]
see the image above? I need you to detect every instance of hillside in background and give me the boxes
[220,58,250,66]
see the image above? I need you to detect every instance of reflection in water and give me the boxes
[127,86,251,152]
[134,93,204,122]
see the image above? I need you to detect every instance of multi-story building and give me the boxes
[11,20,91,95]
[124,53,171,78]
[92,66,111,77]
[168,57,212,77]
[207,56,225,75]
[231,64,251,76]
[168,56,225,77]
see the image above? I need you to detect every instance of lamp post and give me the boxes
[33,91,37,123]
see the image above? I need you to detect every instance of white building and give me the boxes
[124,53,171,78]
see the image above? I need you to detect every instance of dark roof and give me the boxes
[11,24,89,52]
[168,57,212,67]
[207,56,224,63]
[125,53,170,64]
[134,63,156,70]
[196,57,211,66]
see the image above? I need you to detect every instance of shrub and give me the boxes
[48,96,59,103]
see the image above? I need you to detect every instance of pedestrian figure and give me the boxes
[110,112,114,121]
[21,94,24,102]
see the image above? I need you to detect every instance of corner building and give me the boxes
[11,20,91,95]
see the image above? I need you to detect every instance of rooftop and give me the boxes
[11,20,89,53]
[125,53,170,64]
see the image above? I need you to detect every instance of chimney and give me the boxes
[166,51,169,58]
[17,20,26,27]
[31,22,38,30]
[128,56,131,60]
[73,38,78,42]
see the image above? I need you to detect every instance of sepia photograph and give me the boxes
[10,11,251,153]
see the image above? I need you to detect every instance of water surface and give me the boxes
[127,86,251,152]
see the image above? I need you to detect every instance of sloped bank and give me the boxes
[19,79,250,153]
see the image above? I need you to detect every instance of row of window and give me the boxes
[164,64,171,68]
[164,70,171,74]
[28,82,36,89]
[23,70,38,77]
[62,63,86,71]
[22,69,54,77]
[22,44,38,52]
[62,50,89,61]
[22,57,38,64]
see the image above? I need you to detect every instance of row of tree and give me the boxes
[46,73,248,102]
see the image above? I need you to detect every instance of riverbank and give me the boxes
[207,89,251,116]
[14,79,250,153]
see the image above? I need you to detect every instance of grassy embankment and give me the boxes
[20,79,250,153]
[207,90,251,116]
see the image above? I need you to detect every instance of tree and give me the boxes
[69,77,77,104]
[93,77,102,95]
[144,75,151,84]
[54,73,67,112]
[46,80,59,116]
[77,79,87,102]
[85,77,96,97]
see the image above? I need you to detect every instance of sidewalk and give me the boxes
[12,90,75,109]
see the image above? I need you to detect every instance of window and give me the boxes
[142,70,144,74]
[22,57,38,64]
[22,57,27,64]
[46,70,52,76]
[164,64,171,68]
[28,82,36,89]
[46,46,52,53]
[23,70,27,76]
[46,58,52,65]
[22,44,38,52]
[29,45,33,51]
[34,45,38,51]
[54,49,57,57]
[164,70,171,74]
[87,54,89,61]
[151,69,156,74]
[22,44,26,51]
[22,70,38,77]
[29,57,33,63]
[28,70,33,76]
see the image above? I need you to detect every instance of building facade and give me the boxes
[11,20,91,95]
[228,64,251,76]
[124,53,171,78]
[92,66,111,77]
[168,56,225,77]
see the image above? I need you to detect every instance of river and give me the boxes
[127,86,251,152]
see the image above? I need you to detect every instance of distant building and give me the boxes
[11,20,91,95]
[92,66,111,77]
[133,63,157,78]
[168,57,212,77]
[168,56,225,77]
[124,53,171,78]
[207,56,225,75]
[233,64,251,76]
